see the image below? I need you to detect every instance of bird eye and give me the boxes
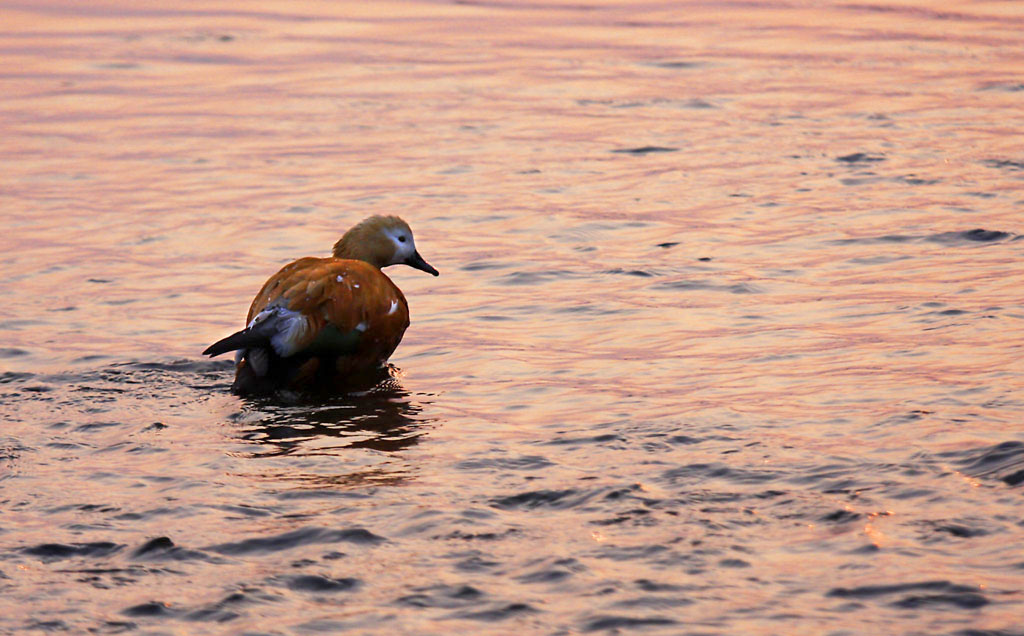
[398,236,407,243]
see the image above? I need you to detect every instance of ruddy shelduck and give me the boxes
[204,215,438,395]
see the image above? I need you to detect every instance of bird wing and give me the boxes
[246,257,409,360]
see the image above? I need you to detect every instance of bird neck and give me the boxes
[332,227,391,268]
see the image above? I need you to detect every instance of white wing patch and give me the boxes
[248,305,310,358]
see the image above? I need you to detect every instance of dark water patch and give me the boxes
[541,433,625,446]
[462,259,516,272]
[579,98,644,108]
[791,461,864,491]
[23,620,71,632]
[131,536,223,563]
[613,595,696,611]
[98,620,136,634]
[132,536,174,557]
[653,279,761,294]
[635,579,685,592]
[892,592,988,609]
[611,146,679,155]
[168,588,285,623]
[183,32,237,43]
[656,241,679,248]
[22,541,123,562]
[830,229,1013,246]
[22,384,54,393]
[183,592,251,623]
[604,268,655,277]
[552,303,634,316]
[113,506,183,521]
[0,318,45,331]
[581,615,677,632]
[949,441,1024,486]
[592,507,656,527]
[922,520,992,540]
[47,502,120,514]
[827,581,986,611]
[452,551,502,572]
[207,527,385,556]
[821,509,862,524]
[29,360,232,402]
[681,98,715,108]
[516,567,573,584]
[456,454,554,471]
[595,544,676,564]
[662,463,782,486]
[0,347,28,358]
[73,421,125,432]
[96,62,140,70]
[840,176,884,186]
[497,270,575,285]
[490,488,602,511]
[667,434,704,445]
[283,574,359,593]
[979,82,1024,92]
[396,584,484,609]
[122,601,179,618]
[446,602,538,622]
[896,174,941,185]
[983,159,1024,171]
[645,60,705,69]
[836,152,885,163]
[728,283,763,294]
[0,371,34,384]
[926,229,1012,244]
[119,358,234,375]
[436,528,518,541]
[298,617,385,632]
[515,558,585,584]
[829,234,915,245]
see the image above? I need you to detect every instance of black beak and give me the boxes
[405,250,439,276]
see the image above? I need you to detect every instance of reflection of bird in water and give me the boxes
[204,216,438,396]
[235,366,430,463]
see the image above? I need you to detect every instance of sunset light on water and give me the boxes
[1,1,1023,633]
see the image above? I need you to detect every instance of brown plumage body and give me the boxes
[204,216,438,395]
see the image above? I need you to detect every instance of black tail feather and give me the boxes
[203,328,267,357]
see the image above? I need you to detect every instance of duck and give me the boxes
[203,215,438,395]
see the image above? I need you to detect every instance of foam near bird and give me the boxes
[204,215,438,395]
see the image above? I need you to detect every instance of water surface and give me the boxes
[2,0,1023,633]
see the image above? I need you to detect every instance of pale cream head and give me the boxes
[333,215,438,275]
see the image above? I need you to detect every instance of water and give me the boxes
[2,0,1023,633]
